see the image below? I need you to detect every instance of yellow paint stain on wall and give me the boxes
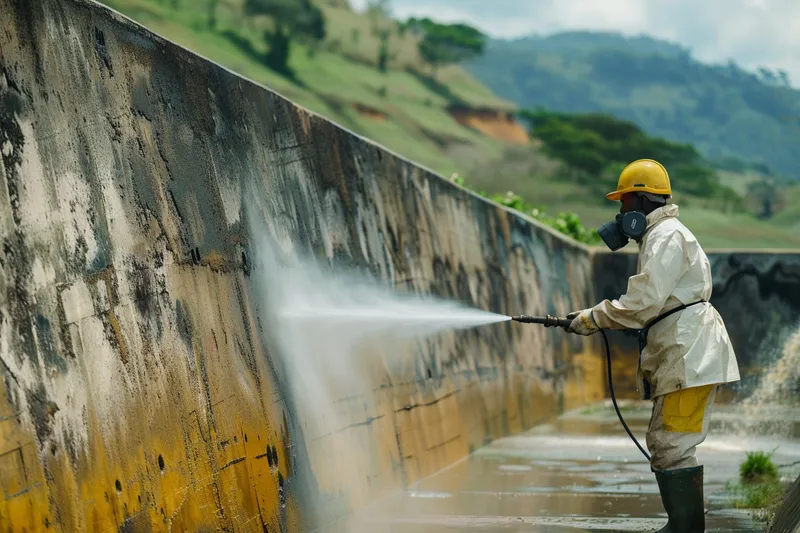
[0,261,307,532]
[608,346,645,401]
[0,2,614,530]
[0,371,51,533]
[0,253,606,533]
[563,341,609,411]
[0,446,50,533]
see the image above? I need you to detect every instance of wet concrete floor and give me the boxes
[327,401,800,533]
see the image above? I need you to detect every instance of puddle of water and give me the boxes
[564,464,621,473]
[514,484,660,495]
[532,460,583,468]
[364,514,672,531]
[585,473,650,485]
[497,465,533,473]
[699,435,800,457]
[408,491,453,499]
[321,402,775,533]
[492,435,649,450]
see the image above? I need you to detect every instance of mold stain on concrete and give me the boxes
[1,1,796,532]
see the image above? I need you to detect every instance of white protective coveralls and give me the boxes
[589,204,741,470]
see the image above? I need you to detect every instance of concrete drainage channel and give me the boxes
[4,1,800,531]
[329,402,800,533]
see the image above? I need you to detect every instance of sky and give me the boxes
[349,0,800,85]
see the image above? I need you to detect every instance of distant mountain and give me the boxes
[507,31,690,59]
[465,31,800,180]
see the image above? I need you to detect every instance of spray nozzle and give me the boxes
[511,315,573,329]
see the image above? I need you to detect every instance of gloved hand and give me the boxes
[564,309,599,336]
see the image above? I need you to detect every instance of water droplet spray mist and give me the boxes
[246,202,510,527]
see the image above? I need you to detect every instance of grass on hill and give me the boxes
[102,0,511,178]
[464,146,800,249]
[99,0,800,249]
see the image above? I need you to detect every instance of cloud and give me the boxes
[349,0,800,85]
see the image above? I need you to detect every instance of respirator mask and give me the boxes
[597,211,647,251]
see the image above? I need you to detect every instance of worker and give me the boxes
[564,159,741,533]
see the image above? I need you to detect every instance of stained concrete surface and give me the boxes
[3,1,800,530]
[328,401,800,533]
[1,1,601,529]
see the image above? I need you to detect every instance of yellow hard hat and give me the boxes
[606,159,672,201]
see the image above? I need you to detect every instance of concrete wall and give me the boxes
[0,1,604,531]
[3,1,799,531]
[592,249,800,400]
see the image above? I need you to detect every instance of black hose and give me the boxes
[600,329,651,462]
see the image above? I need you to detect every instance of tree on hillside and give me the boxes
[367,0,391,24]
[758,67,777,85]
[756,67,792,88]
[746,179,784,219]
[207,0,220,30]
[777,69,791,87]
[521,109,742,210]
[377,32,390,73]
[367,0,393,73]
[524,110,708,169]
[405,18,486,78]
[244,0,326,75]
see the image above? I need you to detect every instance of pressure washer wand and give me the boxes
[511,313,652,463]
[511,315,573,329]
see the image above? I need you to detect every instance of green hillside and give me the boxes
[464,150,800,250]
[466,31,800,181]
[96,1,800,249]
[101,0,515,178]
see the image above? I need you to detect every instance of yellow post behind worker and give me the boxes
[565,159,741,533]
